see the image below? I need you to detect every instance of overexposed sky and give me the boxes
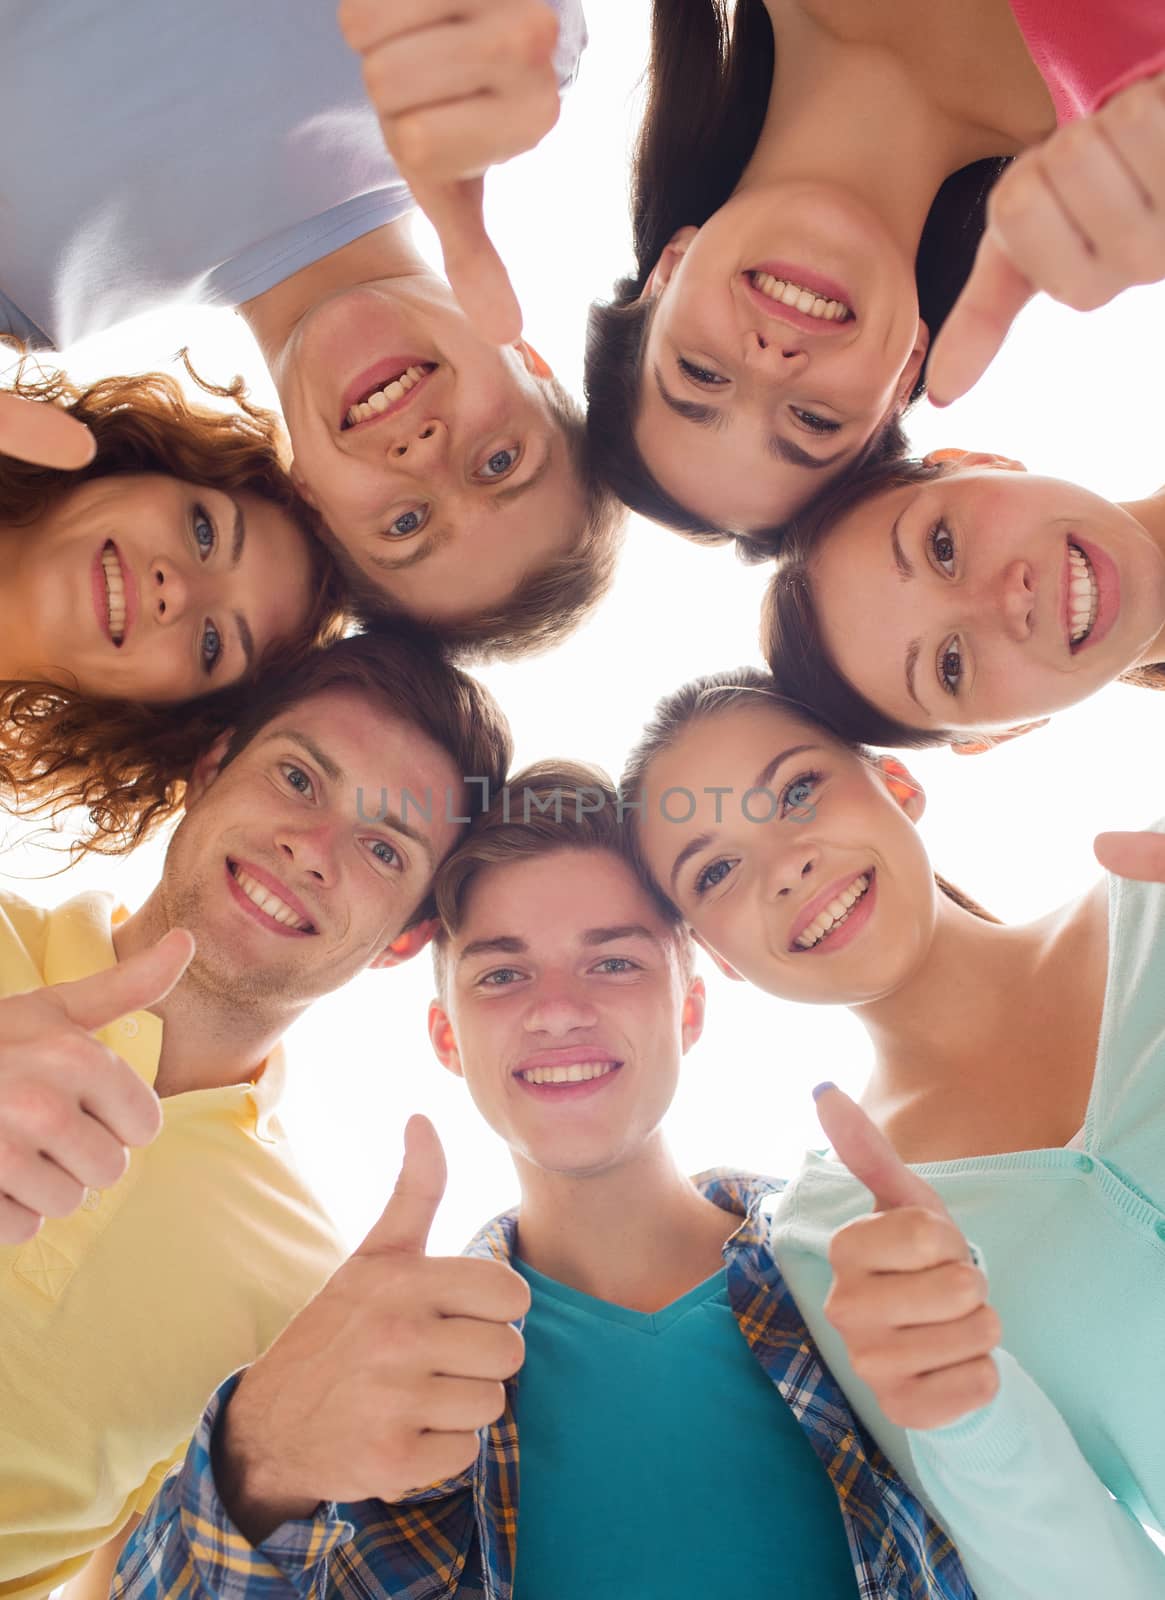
[3,1,1165,1259]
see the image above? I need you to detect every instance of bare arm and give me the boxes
[61,1518,141,1600]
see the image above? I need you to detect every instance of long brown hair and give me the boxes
[0,356,349,857]
[583,0,1010,548]
[620,665,999,923]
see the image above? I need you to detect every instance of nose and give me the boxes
[522,978,599,1038]
[742,328,810,378]
[150,557,198,624]
[763,840,821,902]
[387,417,448,465]
[966,559,1035,641]
[272,820,337,887]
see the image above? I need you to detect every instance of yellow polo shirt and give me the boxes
[0,891,346,1600]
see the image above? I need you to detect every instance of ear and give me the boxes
[289,461,319,511]
[893,320,931,410]
[370,916,441,970]
[950,718,1049,755]
[184,730,235,807]
[680,974,707,1053]
[870,755,926,821]
[923,448,1027,474]
[641,226,700,299]
[515,340,553,380]
[691,930,745,983]
[427,999,464,1079]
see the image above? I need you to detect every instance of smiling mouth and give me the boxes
[515,1060,622,1086]
[747,271,853,323]
[1067,540,1099,649]
[101,541,127,646]
[792,872,872,951]
[227,860,316,934]
[342,363,437,430]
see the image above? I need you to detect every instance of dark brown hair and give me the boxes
[0,357,350,856]
[620,665,999,923]
[220,623,514,928]
[583,0,1010,549]
[323,378,627,663]
[431,760,693,994]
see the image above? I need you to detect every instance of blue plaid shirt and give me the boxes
[115,1172,973,1600]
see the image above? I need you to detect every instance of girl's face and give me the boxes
[637,699,937,1005]
[810,463,1165,733]
[633,187,928,534]
[11,474,315,703]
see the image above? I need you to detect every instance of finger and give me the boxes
[360,1114,447,1256]
[4,1081,133,1189]
[0,1190,43,1244]
[390,1429,481,1496]
[394,79,560,185]
[363,21,552,120]
[849,1305,1002,1397]
[1040,121,1159,289]
[339,0,477,56]
[0,1149,86,1220]
[827,1254,989,1331]
[53,929,195,1032]
[422,1254,533,1322]
[926,232,1035,405]
[1100,76,1165,211]
[0,392,96,470]
[829,1207,971,1278]
[427,1316,525,1381]
[415,1373,508,1433]
[1094,830,1165,882]
[881,1354,1001,1431]
[415,178,524,343]
[814,1085,947,1215]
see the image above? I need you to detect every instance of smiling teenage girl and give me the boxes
[0,366,345,853]
[586,0,1165,549]
[624,666,1165,1552]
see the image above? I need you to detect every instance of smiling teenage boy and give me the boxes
[115,765,973,1600]
[0,629,510,1600]
[0,0,622,656]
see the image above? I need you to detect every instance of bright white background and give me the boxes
[3,0,1164,1262]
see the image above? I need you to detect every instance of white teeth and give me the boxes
[518,1060,618,1086]
[751,272,851,322]
[233,866,310,931]
[345,364,432,427]
[1067,542,1098,646]
[101,547,126,644]
[794,874,871,950]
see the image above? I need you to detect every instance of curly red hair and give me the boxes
[0,353,350,857]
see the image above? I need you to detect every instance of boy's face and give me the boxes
[430,847,704,1179]
[159,685,466,1010]
[274,278,586,622]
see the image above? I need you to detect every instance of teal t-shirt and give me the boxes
[510,1260,857,1599]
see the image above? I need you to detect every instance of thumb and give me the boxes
[53,928,195,1032]
[359,1113,448,1257]
[1094,830,1165,884]
[0,391,97,470]
[415,177,523,345]
[814,1084,946,1215]
[926,232,1035,406]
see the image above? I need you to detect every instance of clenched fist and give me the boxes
[816,1085,1002,1431]
[0,929,195,1243]
[216,1114,531,1541]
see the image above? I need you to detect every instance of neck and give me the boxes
[113,892,302,1098]
[238,215,432,375]
[512,1133,736,1313]
[1121,489,1165,666]
[744,9,1017,265]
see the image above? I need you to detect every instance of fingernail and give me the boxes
[811,1081,836,1101]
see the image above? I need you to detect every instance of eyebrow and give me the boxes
[654,366,846,470]
[234,611,255,672]
[668,744,823,892]
[229,497,246,567]
[889,511,926,708]
[457,925,661,963]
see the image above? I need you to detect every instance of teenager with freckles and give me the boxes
[624,667,1165,1578]
[117,766,1165,1599]
[0,368,346,854]
[1,0,623,660]
[585,0,1165,549]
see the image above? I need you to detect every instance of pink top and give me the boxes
[1009,0,1165,123]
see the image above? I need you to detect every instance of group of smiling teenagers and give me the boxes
[2,0,1165,1597]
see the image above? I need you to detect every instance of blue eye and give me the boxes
[594,956,636,975]
[193,504,216,557]
[386,506,427,539]
[481,967,522,987]
[780,770,822,816]
[201,620,222,672]
[694,858,735,895]
[478,446,519,480]
[368,839,399,867]
[928,521,957,574]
